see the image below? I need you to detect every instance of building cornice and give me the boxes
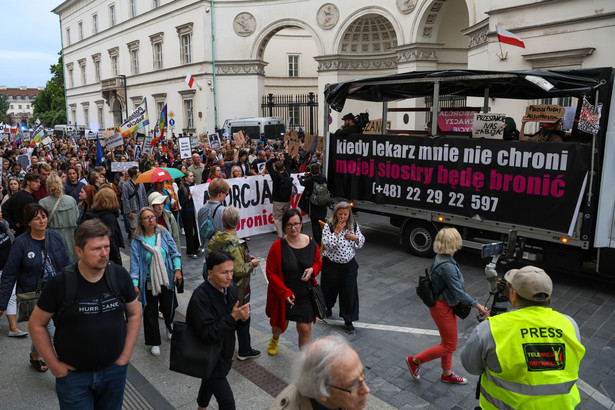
[315,53,397,72]
[461,18,489,50]
[215,60,267,76]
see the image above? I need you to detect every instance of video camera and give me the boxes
[478,231,525,321]
[355,112,370,129]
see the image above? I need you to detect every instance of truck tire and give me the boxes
[403,221,437,257]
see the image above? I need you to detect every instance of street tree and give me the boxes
[32,52,67,127]
[0,95,9,124]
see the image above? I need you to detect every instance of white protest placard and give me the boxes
[472,113,506,139]
[105,133,124,150]
[0,133,10,141]
[21,132,31,141]
[133,144,142,160]
[42,136,53,146]
[17,154,31,170]
[191,174,309,238]
[86,130,97,140]
[142,135,153,154]
[190,134,200,148]
[208,133,221,150]
[578,97,602,135]
[111,161,139,172]
[179,137,192,159]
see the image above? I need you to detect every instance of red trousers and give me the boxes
[415,300,458,371]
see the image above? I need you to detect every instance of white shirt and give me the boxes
[322,222,365,264]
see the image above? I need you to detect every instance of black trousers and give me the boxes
[143,286,175,346]
[182,209,200,255]
[197,377,236,409]
[321,257,359,323]
[309,215,325,246]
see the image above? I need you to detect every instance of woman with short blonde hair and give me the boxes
[405,227,488,384]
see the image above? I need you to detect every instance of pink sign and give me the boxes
[437,110,477,132]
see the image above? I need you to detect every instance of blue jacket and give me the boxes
[0,230,72,310]
[429,254,477,308]
[130,228,181,305]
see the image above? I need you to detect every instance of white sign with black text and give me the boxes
[179,137,192,159]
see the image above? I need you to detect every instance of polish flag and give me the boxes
[185,73,195,88]
[496,26,525,48]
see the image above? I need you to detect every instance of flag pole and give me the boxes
[497,40,508,61]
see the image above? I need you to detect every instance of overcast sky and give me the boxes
[0,2,62,88]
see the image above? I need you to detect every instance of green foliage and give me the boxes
[0,95,9,123]
[32,52,67,127]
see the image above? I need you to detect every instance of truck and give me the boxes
[222,116,285,140]
[53,124,77,138]
[323,68,615,278]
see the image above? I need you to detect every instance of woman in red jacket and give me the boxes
[266,208,322,356]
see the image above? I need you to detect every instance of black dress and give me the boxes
[280,237,315,323]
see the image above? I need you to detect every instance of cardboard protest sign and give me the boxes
[578,98,602,135]
[363,119,391,135]
[303,134,316,151]
[316,136,324,153]
[102,129,116,139]
[190,134,200,148]
[286,132,300,158]
[105,133,124,149]
[472,113,506,139]
[111,161,139,172]
[233,131,246,147]
[525,104,565,122]
[208,133,221,150]
[284,131,298,143]
[179,137,192,159]
[199,133,210,146]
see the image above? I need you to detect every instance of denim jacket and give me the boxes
[130,228,181,305]
[429,254,477,308]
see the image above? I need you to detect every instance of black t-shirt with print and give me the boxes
[37,264,137,370]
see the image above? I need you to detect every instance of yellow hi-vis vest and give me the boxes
[480,307,585,410]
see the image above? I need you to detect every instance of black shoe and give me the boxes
[344,322,355,334]
[325,309,333,319]
[237,349,261,361]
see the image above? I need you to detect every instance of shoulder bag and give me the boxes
[416,261,449,308]
[16,233,48,322]
[169,320,222,379]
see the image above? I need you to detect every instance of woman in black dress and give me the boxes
[265,208,322,355]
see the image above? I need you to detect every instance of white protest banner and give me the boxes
[0,133,9,141]
[42,136,53,146]
[472,113,506,139]
[143,135,153,154]
[86,130,97,140]
[190,134,200,148]
[208,133,221,149]
[120,98,150,137]
[179,137,192,159]
[524,104,565,122]
[191,174,309,238]
[578,97,602,135]
[111,161,139,172]
[105,133,124,149]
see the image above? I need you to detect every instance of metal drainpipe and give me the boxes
[59,14,69,125]
[210,0,219,130]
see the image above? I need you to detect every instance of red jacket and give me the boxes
[265,238,322,332]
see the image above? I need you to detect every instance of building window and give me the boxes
[129,0,136,18]
[153,0,160,7]
[78,21,83,40]
[80,64,86,85]
[181,34,192,64]
[156,101,164,117]
[95,60,101,82]
[97,107,104,129]
[26,104,30,109]
[84,108,89,126]
[71,107,77,124]
[112,56,118,76]
[154,42,163,70]
[131,49,139,75]
[18,105,22,109]
[10,105,13,109]
[184,99,194,129]
[68,68,74,88]
[288,55,300,77]
[66,28,71,46]
[92,14,98,34]
[109,5,116,27]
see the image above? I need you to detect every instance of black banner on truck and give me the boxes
[328,134,591,235]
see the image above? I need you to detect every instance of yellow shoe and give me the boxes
[268,337,279,356]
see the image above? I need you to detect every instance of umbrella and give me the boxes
[135,167,185,183]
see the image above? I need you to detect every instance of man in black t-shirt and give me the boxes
[29,220,141,409]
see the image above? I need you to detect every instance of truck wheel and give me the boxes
[404,221,437,257]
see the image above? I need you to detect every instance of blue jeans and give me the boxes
[55,362,128,410]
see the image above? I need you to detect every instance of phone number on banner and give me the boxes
[371,183,499,212]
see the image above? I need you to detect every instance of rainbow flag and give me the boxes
[152,104,167,146]
[12,128,21,149]
[30,117,46,147]
[120,98,149,138]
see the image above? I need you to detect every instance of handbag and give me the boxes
[169,320,222,379]
[16,233,48,322]
[308,283,327,320]
[416,261,449,308]
[452,303,472,319]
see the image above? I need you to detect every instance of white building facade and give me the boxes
[0,86,44,125]
[53,0,615,136]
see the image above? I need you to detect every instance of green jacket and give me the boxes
[162,208,180,248]
[39,194,79,263]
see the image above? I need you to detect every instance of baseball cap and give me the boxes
[504,266,552,301]
[342,113,355,121]
[148,191,168,206]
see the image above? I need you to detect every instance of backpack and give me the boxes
[199,203,223,241]
[55,263,125,326]
[310,181,329,206]
[416,261,450,308]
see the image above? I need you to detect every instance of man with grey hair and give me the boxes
[269,335,370,410]
[460,266,585,409]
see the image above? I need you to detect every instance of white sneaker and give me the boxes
[166,330,172,340]
[181,228,185,235]
[150,345,161,356]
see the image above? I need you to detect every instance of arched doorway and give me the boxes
[111,98,123,127]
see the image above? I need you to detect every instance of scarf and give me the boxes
[141,232,169,295]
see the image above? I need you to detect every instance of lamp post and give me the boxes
[118,74,128,121]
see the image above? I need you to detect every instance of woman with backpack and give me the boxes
[83,188,125,266]
[298,164,328,245]
[321,201,365,334]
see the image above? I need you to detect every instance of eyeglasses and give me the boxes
[285,222,301,228]
[328,367,370,394]
[141,216,156,221]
